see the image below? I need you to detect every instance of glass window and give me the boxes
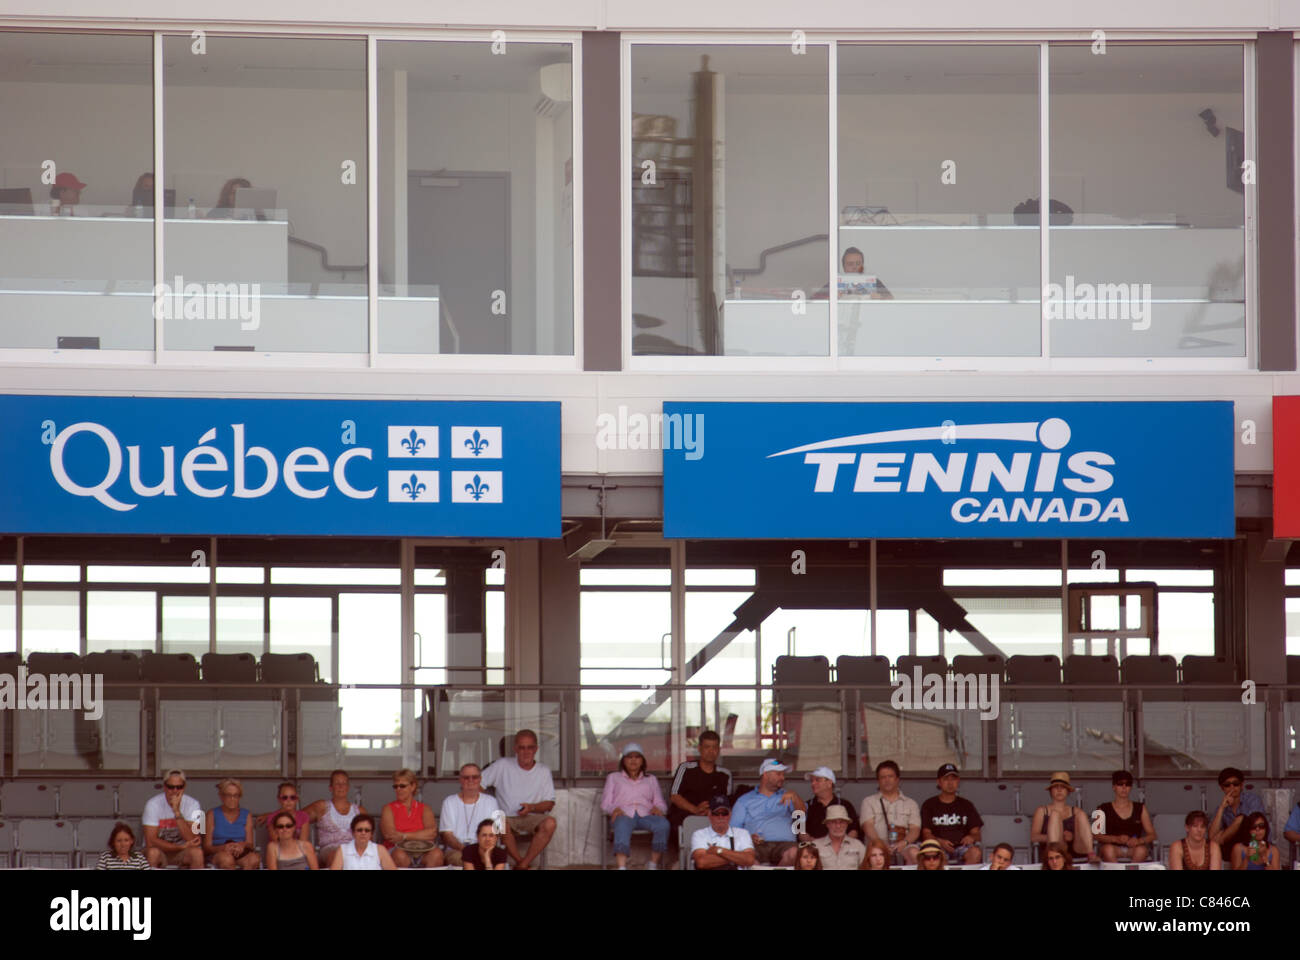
[22,590,79,654]
[22,565,80,582]
[270,596,332,679]
[88,591,155,653]
[378,40,574,355]
[631,44,829,357]
[837,44,1041,356]
[162,35,367,352]
[1049,44,1245,358]
[0,32,154,350]
[1287,597,1299,656]
[216,596,263,657]
[162,595,208,658]
[88,564,209,584]
[0,590,14,652]
[339,593,401,760]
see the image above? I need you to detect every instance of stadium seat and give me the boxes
[952,654,1006,681]
[0,819,11,867]
[58,781,115,818]
[1121,655,1179,701]
[980,814,1031,863]
[1140,781,1204,814]
[20,652,92,770]
[84,652,144,770]
[961,781,1017,815]
[679,814,710,870]
[117,781,164,820]
[1152,813,1191,864]
[2,781,59,817]
[835,655,891,686]
[896,655,947,680]
[17,818,76,868]
[75,818,120,868]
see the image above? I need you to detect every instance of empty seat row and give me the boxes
[0,651,322,685]
[775,654,1272,689]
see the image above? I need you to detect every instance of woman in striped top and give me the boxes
[96,823,151,870]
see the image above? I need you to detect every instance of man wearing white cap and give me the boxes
[813,805,866,869]
[803,766,860,841]
[731,758,806,866]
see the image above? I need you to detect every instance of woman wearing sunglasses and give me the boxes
[260,781,311,842]
[1230,813,1280,870]
[266,812,320,870]
[330,814,396,870]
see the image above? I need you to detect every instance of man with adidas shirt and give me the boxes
[920,763,983,865]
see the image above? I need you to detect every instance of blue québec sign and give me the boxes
[0,396,560,536]
[663,401,1234,539]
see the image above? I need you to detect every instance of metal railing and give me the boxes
[0,680,1295,782]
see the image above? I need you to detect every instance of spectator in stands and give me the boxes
[381,768,444,868]
[463,818,508,870]
[50,171,86,215]
[96,823,150,870]
[440,763,502,868]
[803,766,860,840]
[266,812,319,871]
[859,839,891,870]
[205,778,261,870]
[916,838,946,870]
[1169,810,1221,871]
[1030,771,1095,862]
[1230,812,1280,870]
[731,758,806,867]
[143,769,203,869]
[1094,770,1155,863]
[1283,801,1300,850]
[1210,766,1264,858]
[481,729,558,870]
[1041,840,1074,870]
[305,769,366,864]
[668,730,733,835]
[921,764,983,865]
[861,759,921,865]
[206,177,251,218]
[330,813,396,870]
[795,842,823,871]
[259,781,310,842]
[980,842,1019,870]
[602,742,670,870]
[813,804,866,870]
[691,796,756,870]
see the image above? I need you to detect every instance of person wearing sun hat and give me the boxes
[601,742,670,870]
[1030,771,1096,863]
[916,838,946,870]
[812,804,866,869]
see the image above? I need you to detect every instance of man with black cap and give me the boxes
[920,763,983,865]
[690,795,756,870]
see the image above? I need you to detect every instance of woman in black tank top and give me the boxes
[1095,771,1155,863]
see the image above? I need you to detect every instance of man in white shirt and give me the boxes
[979,842,1020,870]
[143,768,204,869]
[440,763,503,867]
[481,729,557,870]
[691,796,756,871]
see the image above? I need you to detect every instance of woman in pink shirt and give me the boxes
[601,743,669,870]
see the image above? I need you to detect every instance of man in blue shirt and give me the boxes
[1209,766,1265,857]
[731,759,807,867]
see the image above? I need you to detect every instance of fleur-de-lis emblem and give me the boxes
[400,429,425,456]
[464,430,489,456]
[401,474,427,500]
[464,474,490,501]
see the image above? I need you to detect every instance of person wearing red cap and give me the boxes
[50,171,87,215]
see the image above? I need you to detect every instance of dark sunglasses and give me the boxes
[280,796,297,801]
[164,784,185,790]
[275,822,295,830]
[354,827,373,833]
[1223,780,1243,788]
[921,853,943,860]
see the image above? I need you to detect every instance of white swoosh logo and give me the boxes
[768,421,1045,458]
